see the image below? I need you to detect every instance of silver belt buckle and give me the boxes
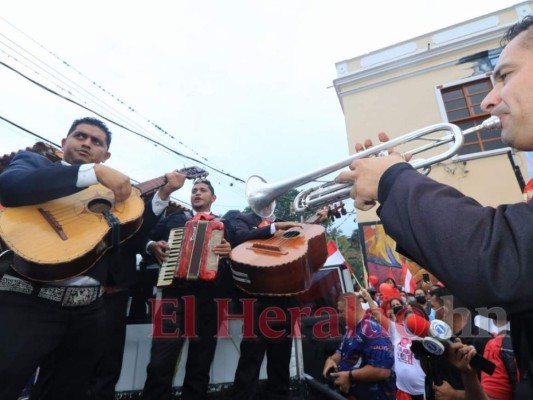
[61,286,100,307]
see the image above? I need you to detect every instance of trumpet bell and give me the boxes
[246,175,276,218]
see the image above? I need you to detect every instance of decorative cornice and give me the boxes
[333,25,509,107]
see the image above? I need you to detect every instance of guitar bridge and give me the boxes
[38,207,68,240]
[248,243,287,255]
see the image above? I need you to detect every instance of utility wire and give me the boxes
[0,60,245,183]
[0,115,193,207]
[0,17,245,187]
[0,115,60,148]
[0,16,212,164]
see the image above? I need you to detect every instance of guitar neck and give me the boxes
[133,167,207,198]
[135,176,166,197]
[305,214,321,225]
[303,203,344,225]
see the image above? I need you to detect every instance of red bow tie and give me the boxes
[258,219,273,228]
[192,213,215,221]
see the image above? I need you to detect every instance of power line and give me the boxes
[0,16,215,164]
[0,115,60,148]
[0,115,194,207]
[0,17,246,185]
[0,60,245,183]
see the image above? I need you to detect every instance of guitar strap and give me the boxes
[0,249,13,279]
[103,210,122,270]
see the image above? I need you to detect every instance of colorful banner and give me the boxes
[358,221,430,290]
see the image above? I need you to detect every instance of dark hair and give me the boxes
[193,178,215,195]
[339,292,359,306]
[388,297,403,307]
[67,117,112,148]
[384,277,397,287]
[407,301,429,321]
[428,286,450,300]
[502,15,533,48]
[396,302,429,326]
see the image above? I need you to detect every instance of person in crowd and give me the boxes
[414,287,434,320]
[387,297,404,321]
[142,179,232,400]
[480,318,517,400]
[336,16,533,396]
[400,289,408,304]
[384,277,398,290]
[367,286,381,306]
[322,292,396,399]
[444,339,489,400]
[422,287,491,400]
[448,329,519,400]
[225,207,328,400]
[429,288,449,322]
[0,117,183,400]
[361,289,426,400]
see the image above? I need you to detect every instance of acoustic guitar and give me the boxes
[229,203,345,296]
[0,167,207,282]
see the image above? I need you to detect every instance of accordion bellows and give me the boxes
[157,220,224,287]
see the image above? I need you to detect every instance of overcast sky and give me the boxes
[0,0,523,234]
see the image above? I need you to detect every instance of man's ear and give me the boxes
[102,152,111,163]
[212,194,217,202]
[61,138,67,149]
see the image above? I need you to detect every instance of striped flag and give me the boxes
[401,262,416,294]
[324,240,351,269]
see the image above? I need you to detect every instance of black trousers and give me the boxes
[230,293,295,400]
[0,291,105,400]
[88,290,130,400]
[143,285,220,400]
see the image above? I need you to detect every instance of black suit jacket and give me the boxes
[226,212,274,248]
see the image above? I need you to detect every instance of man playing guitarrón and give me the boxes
[226,207,329,400]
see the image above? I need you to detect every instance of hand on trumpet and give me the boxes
[335,132,410,211]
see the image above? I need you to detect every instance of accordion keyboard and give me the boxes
[157,227,185,287]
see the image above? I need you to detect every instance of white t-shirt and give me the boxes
[390,322,426,395]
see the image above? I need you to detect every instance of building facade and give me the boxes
[334,1,533,225]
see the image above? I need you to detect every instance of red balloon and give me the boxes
[369,275,379,286]
[379,282,395,298]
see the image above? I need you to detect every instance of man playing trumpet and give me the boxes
[336,16,533,398]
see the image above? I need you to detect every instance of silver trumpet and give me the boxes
[247,116,501,218]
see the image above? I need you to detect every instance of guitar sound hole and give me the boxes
[88,199,113,214]
[283,231,300,239]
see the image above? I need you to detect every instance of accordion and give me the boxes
[157,219,224,287]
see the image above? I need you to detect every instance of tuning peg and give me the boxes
[341,207,347,215]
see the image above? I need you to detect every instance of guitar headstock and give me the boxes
[305,202,346,224]
[179,167,209,180]
[327,202,347,220]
